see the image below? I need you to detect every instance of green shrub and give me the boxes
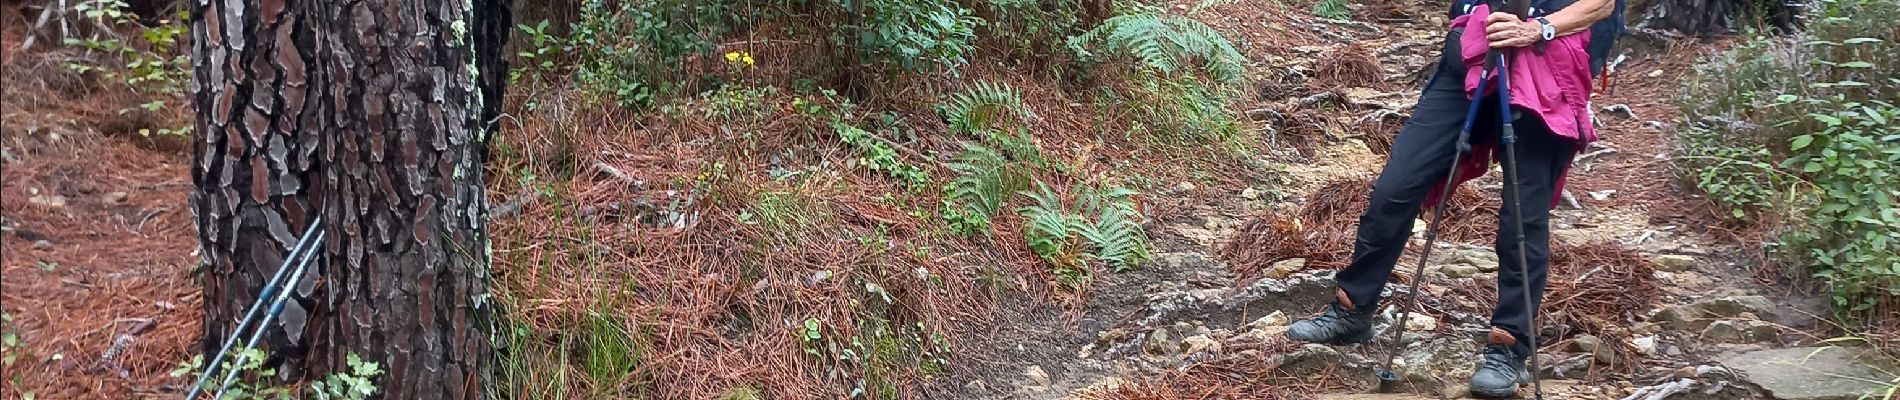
[60,0,191,137]
[570,0,734,108]
[1676,0,1900,316]
[981,0,1086,69]
[847,0,982,75]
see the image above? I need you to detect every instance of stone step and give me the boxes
[1720,346,1900,400]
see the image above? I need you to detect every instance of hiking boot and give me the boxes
[1470,328,1532,398]
[1286,289,1375,345]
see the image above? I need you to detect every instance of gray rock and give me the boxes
[1399,337,1481,396]
[1279,344,1350,378]
[103,191,129,204]
[1145,328,1173,355]
[1266,258,1308,279]
[1701,319,1779,344]
[1572,335,1615,364]
[1437,264,1482,279]
[1721,347,1898,400]
[1619,364,1767,400]
[1024,365,1052,388]
[1401,313,1437,332]
[1452,248,1500,272]
[1631,336,1660,357]
[1247,311,1290,331]
[31,240,52,250]
[1651,254,1697,272]
[1651,296,1778,330]
[1180,335,1222,355]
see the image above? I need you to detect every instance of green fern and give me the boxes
[941,81,1034,136]
[1068,13,1247,85]
[943,143,1031,235]
[1016,182,1152,274]
[1312,0,1351,20]
[1075,186,1151,272]
[1018,183,1077,262]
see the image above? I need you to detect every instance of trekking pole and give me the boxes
[1494,49,1546,400]
[1374,64,1490,393]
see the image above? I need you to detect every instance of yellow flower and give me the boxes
[742,54,756,65]
[725,51,741,63]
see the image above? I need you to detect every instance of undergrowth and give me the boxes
[58,0,192,137]
[1676,0,1900,323]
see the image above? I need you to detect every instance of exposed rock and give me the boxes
[1401,313,1437,332]
[1651,296,1778,330]
[1279,344,1356,378]
[1448,247,1500,272]
[1700,319,1779,344]
[1144,328,1173,355]
[1247,311,1290,331]
[1241,187,1263,200]
[31,240,52,250]
[1631,336,1660,357]
[1399,337,1481,396]
[1721,347,1898,400]
[1436,264,1482,279]
[1572,335,1615,364]
[1265,258,1308,279]
[1619,365,1766,400]
[1024,365,1052,388]
[1233,326,1289,343]
[1650,254,1696,272]
[1180,335,1222,355]
[102,191,129,204]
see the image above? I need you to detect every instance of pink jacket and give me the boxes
[1425,4,1598,208]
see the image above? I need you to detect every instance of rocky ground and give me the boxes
[939,1,1897,399]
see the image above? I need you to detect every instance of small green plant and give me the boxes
[1676,0,1900,320]
[310,353,385,400]
[702,84,780,122]
[61,0,192,137]
[942,143,1032,236]
[3,313,27,400]
[939,81,1034,138]
[169,349,383,400]
[1017,182,1153,288]
[576,312,642,392]
[1312,0,1352,20]
[835,122,931,191]
[510,19,566,89]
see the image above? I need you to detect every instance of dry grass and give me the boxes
[1310,44,1383,90]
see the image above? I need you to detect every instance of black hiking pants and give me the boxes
[1333,31,1579,357]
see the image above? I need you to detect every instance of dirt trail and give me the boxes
[938,1,1840,399]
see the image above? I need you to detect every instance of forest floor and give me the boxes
[0,0,1885,399]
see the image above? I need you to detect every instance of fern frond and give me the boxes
[1074,185,1152,272]
[942,81,1033,136]
[1018,183,1075,260]
[1069,13,1247,85]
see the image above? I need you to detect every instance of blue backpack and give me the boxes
[1450,0,1628,76]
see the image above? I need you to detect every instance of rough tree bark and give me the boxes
[189,0,325,378]
[192,0,510,394]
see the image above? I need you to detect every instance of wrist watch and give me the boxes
[1535,17,1556,41]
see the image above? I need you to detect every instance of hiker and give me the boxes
[1284,0,1617,397]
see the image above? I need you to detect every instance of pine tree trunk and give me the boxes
[189,0,325,378]
[192,0,509,394]
[306,0,508,397]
